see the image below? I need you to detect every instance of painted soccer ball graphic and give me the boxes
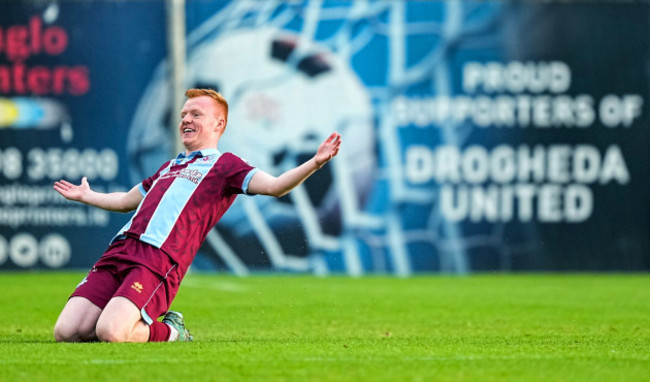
[129,27,376,270]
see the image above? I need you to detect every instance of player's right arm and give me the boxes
[53,176,143,213]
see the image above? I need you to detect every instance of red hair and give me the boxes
[185,88,229,122]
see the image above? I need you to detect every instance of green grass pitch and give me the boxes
[0,272,648,381]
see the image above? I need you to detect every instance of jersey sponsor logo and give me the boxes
[159,168,204,184]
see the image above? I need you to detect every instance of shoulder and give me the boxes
[219,152,254,167]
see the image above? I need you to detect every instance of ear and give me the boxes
[215,118,226,133]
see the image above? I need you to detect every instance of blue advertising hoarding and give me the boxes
[1,1,649,274]
[0,1,167,270]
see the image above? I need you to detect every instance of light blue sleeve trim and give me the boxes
[242,168,259,195]
[140,307,153,325]
[137,183,147,196]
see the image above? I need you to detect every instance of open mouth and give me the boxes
[183,128,196,133]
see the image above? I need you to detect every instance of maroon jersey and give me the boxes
[112,149,257,274]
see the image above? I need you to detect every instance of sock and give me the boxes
[168,324,179,342]
[148,321,171,342]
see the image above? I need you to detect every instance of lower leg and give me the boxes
[148,321,172,342]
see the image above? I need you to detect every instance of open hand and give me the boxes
[53,176,91,202]
[314,132,342,168]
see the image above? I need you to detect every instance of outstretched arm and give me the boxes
[247,132,342,197]
[53,176,143,213]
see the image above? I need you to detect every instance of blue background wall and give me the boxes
[1,1,648,275]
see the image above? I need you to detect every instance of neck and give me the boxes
[184,141,219,155]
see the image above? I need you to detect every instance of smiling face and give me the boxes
[179,95,226,153]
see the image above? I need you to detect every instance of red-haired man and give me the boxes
[53,89,341,342]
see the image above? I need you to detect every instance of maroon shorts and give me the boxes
[70,238,182,325]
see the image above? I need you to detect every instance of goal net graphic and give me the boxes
[128,1,528,275]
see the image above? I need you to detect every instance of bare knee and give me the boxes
[95,296,148,343]
[54,296,103,342]
[54,321,88,342]
[95,320,130,343]
[53,321,74,342]
[95,324,124,343]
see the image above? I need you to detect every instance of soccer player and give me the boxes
[52,88,342,342]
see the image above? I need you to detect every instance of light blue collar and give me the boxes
[175,148,221,163]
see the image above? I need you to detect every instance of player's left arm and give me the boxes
[247,132,341,197]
